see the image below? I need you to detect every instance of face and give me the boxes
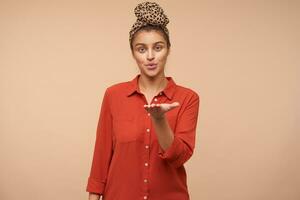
[131,30,170,78]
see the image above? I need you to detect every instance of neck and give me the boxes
[138,73,168,94]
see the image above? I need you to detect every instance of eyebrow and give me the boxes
[134,41,165,47]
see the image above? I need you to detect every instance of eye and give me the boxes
[155,45,163,51]
[137,47,146,53]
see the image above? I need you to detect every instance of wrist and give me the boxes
[151,114,166,121]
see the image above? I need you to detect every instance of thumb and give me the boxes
[170,102,180,108]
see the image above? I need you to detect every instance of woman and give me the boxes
[86,2,200,200]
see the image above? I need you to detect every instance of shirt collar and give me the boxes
[126,74,177,100]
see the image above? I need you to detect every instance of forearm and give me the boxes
[89,192,101,200]
[151,115,174,150]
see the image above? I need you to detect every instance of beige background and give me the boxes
[0,0,299,199]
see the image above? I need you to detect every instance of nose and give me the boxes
[147,49,155,60]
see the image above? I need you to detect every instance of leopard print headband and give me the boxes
[129,1,170,43]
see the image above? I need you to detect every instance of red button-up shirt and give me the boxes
[86,74,200,200]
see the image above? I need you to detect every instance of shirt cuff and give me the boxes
[86,177,105,195]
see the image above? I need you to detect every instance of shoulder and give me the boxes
[174,84,200,113]
[175,84,200,101]
[103,80,131,96]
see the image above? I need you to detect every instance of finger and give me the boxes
[172,102,180,107]
[144,104,150,111]
[154,104,161,110]
[165,102,180,111]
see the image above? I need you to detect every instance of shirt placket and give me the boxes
[142,91,163,200]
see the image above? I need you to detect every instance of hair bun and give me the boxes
[134,2,169,26]
[129,1,170,43]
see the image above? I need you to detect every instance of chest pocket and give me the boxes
[112,116,139,143]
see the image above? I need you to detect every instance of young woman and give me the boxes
[86,2,200,200]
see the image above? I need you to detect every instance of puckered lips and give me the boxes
[145,63,158,70]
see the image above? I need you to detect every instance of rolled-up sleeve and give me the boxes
[158,92,200,168]
[86,88,114,194]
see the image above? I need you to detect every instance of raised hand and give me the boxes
[143,102,180,119]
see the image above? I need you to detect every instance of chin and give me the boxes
[143,70,163,78]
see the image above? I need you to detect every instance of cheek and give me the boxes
[157,52,168,62]
[134,54,145,63]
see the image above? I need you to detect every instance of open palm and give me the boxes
[144,102,180,119]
